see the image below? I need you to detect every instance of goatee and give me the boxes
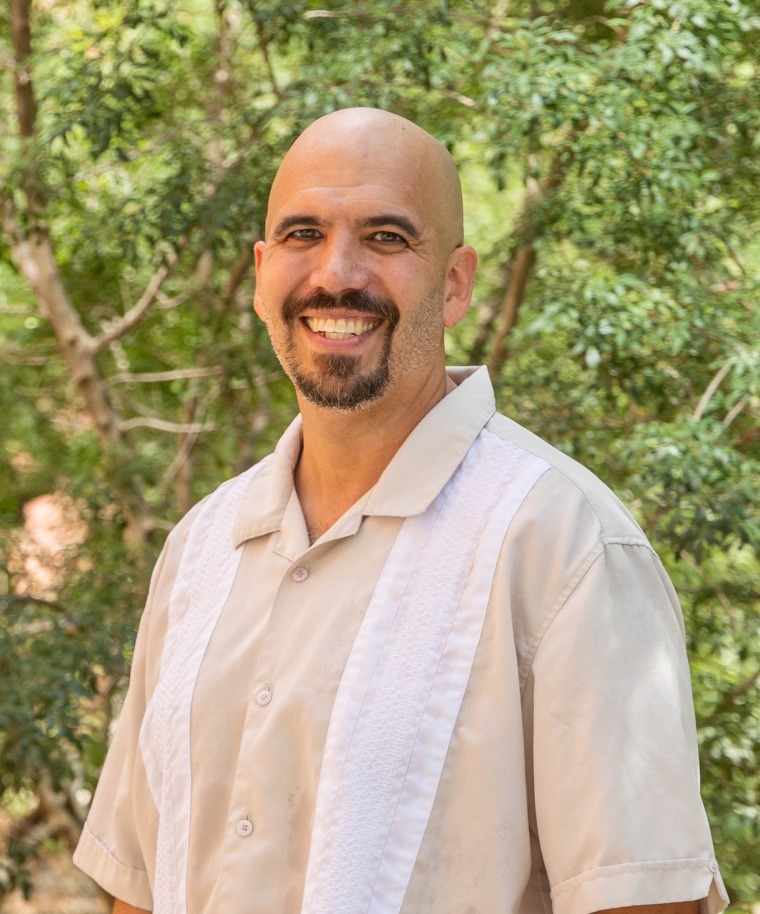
[281,290,400,411]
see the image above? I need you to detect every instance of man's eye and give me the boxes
[289,229,321,241]
[372,231,405,245]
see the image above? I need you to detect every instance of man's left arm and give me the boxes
[526,538,727,914]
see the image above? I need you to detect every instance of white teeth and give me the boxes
[304,316,380,336]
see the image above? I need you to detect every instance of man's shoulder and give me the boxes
[482,413,661,680]
[484,411,646,545]
[142,455,276,628]
[164,454,276,554]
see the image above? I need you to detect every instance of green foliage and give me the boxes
[677,544,760,902]
[1,0,758,905]
[0,592,104,792]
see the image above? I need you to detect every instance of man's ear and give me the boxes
[252,240,267,321]
[443,245,478,329]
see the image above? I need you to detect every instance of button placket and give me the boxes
[222,554,321,862]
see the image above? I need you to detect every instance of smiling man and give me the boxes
[74,109,728,914]
[251,111,477,542]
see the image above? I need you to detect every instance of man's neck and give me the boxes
[294,368,449,543]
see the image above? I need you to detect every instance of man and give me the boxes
[74,108,728,914]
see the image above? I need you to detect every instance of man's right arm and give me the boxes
[113,901,150,914]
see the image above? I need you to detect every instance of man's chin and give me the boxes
[293,367,390,411]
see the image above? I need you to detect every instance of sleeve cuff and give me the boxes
[73,821,154,911]
[550,857,729,914]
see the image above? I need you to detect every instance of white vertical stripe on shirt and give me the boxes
[301,429,550,914]
[139,462,265,914]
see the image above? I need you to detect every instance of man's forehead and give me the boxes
[265,108,464,247]
[267,178,426,230]
[266,151,429,228]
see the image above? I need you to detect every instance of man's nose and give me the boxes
[309,238,369,295]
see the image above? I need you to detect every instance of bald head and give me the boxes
[253,107,479,412]
[266,108,465,254]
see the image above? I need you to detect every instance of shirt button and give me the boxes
[708,861,719,874]
[291,566,309,582]
[236,819,253,837]
[256,688,272,706]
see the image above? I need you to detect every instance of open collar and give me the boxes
[232,417,304,547]
[363,366,495,518]
[232,366,495,548]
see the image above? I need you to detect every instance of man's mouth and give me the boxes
[303,316,382,340]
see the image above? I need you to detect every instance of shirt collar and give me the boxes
[232,366,495,546]
[363,366,494,517]
[232,416,304,547]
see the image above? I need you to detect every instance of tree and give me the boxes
[1,0,758,904]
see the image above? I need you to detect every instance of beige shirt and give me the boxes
[74,366,728,914]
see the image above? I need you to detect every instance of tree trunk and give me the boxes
[6,0,123,444]
[486,153,571,375]
[487,245,537,372]
[5,213,123,441]
[10,0,36,138]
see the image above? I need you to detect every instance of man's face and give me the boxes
[253,138,460,412]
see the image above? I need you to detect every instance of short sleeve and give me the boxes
[526,540,729,914]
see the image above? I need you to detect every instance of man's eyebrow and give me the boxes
[360,215,422,242]
[270,214,324,238]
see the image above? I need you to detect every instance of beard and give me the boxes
[276,289,401,411]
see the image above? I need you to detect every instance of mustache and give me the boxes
[282,290,400,326]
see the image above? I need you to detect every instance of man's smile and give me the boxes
[303,315,382,340]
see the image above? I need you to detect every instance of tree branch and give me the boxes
[2,348,57,366]
[160,391,217,512]
[119,416,215,434]
[442,90,476,108]
[224,245,254,304]
[93,248,181,353]
[693,362,732,420]
[107,366,223,386]
[302,9,355,19]
[722,399,747,428]
[248,3,283,99]
[156,288,196,310]
[2,201,123,441]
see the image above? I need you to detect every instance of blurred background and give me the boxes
[1,0,758,911]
